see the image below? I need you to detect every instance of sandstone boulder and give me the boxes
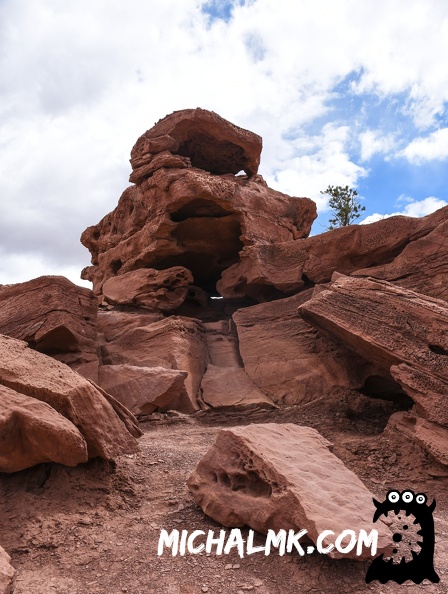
[218,206,448,301]
[0,334,140,460]
[188,423,390,560]
[0,276,99,380]
[129,108,263,183]
[102,266,193,310]
[0,384,88,472]
[388,411,448,466]
[0,546,14,594]
[98,364,188,415]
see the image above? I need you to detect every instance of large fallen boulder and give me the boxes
[0,334,140,462]
[0,275,99,380]
[0,546,15,594]
[199,365,276,410]
[0,384,88,472]
[188,423,390,560]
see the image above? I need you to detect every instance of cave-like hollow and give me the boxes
[155,198,245,298]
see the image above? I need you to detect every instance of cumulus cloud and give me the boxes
[1,0,447,284]
[360,196,448,224]
[359,130,396,161]
[401,128,448,163]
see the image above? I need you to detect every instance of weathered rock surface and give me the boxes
[199,365,276,410]
[0,276,99,380]
[218,206,448,301]
[188,423,390,559]
[102,266,193,311]
[101,317,208,412]
[0,546,14,594]
[81,110,316,297]
[353,217,448,302]
[98,364,187,415]
[0,384,88,472]
[388,411,448,466]
[129,108,263,182]
[97,309,164,342]
[0,334,140,461]
[233,291,377,405]
[299,275,448,380]
[390,363,448,427]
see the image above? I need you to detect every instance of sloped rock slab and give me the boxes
[188,423,390,560]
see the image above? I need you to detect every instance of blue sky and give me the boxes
[1,0,447,285]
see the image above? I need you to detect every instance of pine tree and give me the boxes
[320,185,365,230]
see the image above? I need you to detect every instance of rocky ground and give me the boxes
[1,396,448,594]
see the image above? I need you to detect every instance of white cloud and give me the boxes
[401,128,448,163]
[360,196,448,224]
[1,0,448,283]
[359,130,396,161]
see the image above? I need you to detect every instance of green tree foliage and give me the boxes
[320,185,366,230]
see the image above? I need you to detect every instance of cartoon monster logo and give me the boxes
[366,489,439,584]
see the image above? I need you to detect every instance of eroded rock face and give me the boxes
[129,108,263,182]
[0,384,88,472]
[218,207,448,301]
[188,423,390,560]
[0,276,99,380]
[0,334,140,461]
[81,109,316,298]
[299,275,448,379]
[0,546,15,594]
[100,317,208,413]
[102,266,193,311]
[233,291,377,405]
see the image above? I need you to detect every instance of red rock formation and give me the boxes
[219,206,448,301]
[129,108,263,183]
[0,276,99,380]
[102,266,193,310]
[0,334,140,462]
[233,290,377,405]
[188,423,391,560]
[81,109,316,298]
[0,384,88,472]
[98,364,188,416]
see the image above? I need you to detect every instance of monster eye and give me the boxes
[416,493,427,505]
[387,490,400,503]
[401,490,414,503]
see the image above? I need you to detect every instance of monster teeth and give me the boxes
[405,510,411,517]
[394,506,401,515]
